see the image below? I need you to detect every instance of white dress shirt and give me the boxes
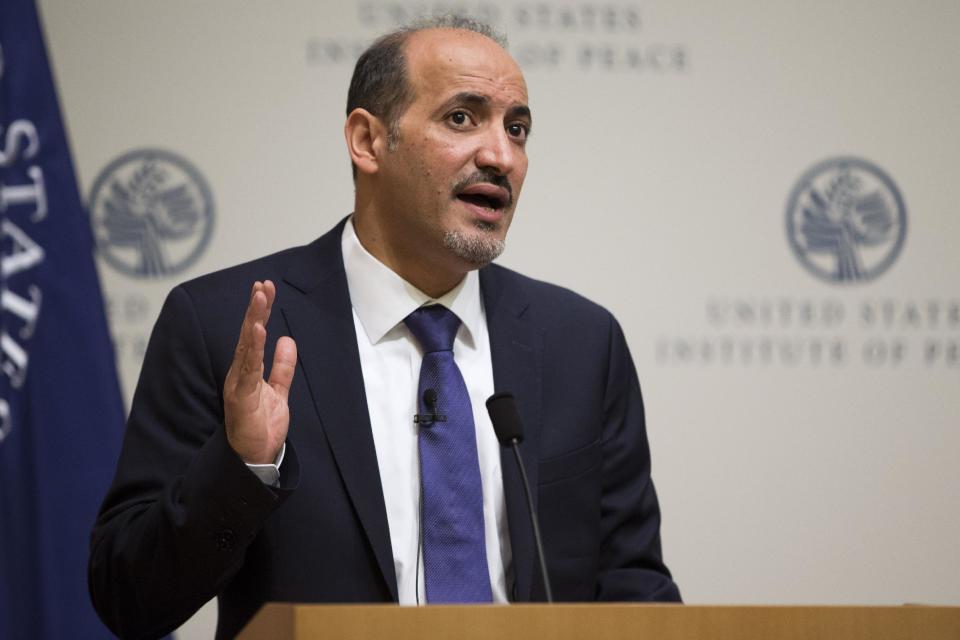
[341,218,512,604]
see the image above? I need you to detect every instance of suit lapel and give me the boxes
[279,223,398,601]
[481,265,543,602]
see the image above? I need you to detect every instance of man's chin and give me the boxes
[442,228,506,267]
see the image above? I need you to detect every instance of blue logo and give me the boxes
[786,157,906,284]
[89,149,214,278]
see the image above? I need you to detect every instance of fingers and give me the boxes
[261,279,277,315]
[228,281,277,397]
[268,336,298,402]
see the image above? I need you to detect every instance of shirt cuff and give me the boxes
[245,443,286,488]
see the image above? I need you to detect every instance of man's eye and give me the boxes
[507,123,529,139]
[448,111,470,126]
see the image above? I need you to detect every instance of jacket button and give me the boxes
[217,529,237,551]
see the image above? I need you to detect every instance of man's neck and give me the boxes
[351,213,467,299]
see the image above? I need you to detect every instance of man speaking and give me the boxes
[89,16,681,640]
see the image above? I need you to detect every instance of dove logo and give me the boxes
[89,149,215,278]
[786,157,906,284]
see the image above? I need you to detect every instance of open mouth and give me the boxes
[455,184,510,211]
[457,193,505,210]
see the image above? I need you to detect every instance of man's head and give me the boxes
[346,16,507,161]
[344,16,531,295]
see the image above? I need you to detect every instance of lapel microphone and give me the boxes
[486,392,554,603]
[414,388,447,426]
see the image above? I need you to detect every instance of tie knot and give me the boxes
[404,304,461,353]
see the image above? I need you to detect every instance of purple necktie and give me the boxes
[404,304,493,603]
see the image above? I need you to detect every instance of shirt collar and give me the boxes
[342,217,482,347]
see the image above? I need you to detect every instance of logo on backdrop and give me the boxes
[658,157,954,370]
[89,148,214,278]
[786,157,906,284]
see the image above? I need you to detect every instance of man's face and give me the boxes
[375,28,531,274]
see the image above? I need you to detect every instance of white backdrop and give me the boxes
[38,1,960,637]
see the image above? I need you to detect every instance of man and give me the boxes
[89,16,680,640]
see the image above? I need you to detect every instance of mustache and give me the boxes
[452,170,513,207]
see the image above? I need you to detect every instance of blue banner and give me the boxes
[0,1,125,638]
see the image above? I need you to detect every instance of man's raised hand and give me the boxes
[223,280,298,465]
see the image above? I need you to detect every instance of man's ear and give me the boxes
[345,108,388,176]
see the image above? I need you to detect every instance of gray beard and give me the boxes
[443,227,505,267]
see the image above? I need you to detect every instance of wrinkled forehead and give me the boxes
[403,28,528,104]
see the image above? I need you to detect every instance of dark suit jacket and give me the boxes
[89,219,680,639]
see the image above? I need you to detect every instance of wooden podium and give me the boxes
[238,603,960,640]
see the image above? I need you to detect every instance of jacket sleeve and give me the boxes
[88,285,299,640]
[595,315,682,602]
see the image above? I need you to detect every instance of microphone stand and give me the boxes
[507,436,553,603]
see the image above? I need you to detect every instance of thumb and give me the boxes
[268,336,297,402]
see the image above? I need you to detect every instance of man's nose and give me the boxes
[475,126,517,176]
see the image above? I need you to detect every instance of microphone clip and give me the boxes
[415,388,446,426]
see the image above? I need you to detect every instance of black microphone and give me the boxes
[414,388,447,426]
[485,392,553,603]
[424,389,438,412]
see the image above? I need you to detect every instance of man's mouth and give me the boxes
[455,183,511,211]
